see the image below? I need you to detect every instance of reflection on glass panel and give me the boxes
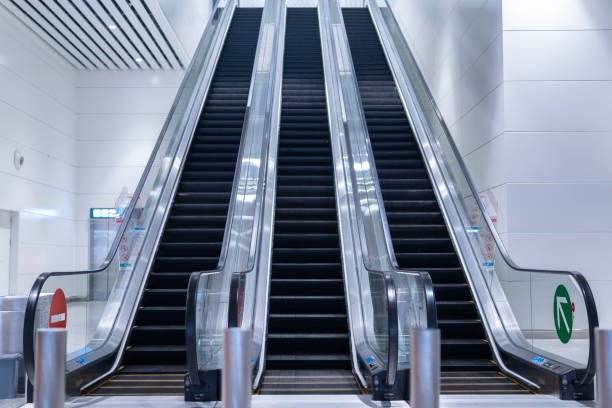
[374,0,594,372]
[27,1,235,378]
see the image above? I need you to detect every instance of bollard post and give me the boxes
[597,328,612,408]
[34,328,66,408]
[410,328,440,408]
[222,328,251,408]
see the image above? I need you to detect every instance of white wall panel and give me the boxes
[505,183,612,234]
[0,136,75,194]
[76,70,184,88]
[76,140,155,168]
[76,166,146,195]
[504,132,612,184]
[0,102,75,165]
[463,132,505,191]
[505,81,612,132]
[0,65,76,137]
[0,11,76,110]
[19,214,76,247]
[77,114,166,141]
[0,173,75,221]
[460,34,502,118]
[503,0,612,31]
[457,84,503,157]
[76,87,179,115]
[387,0,503,195]
[504,30,612,81]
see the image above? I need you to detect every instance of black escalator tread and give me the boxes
[258,370,364,395]
[440,371,531,394]
[86,372,184,396]
[262,8,359,395]
[94,8,263,393]
[342,7,506,390]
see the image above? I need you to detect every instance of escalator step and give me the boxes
[114,8,263,379]
[342,6,498,384]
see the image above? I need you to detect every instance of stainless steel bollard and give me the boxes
[597,328,612,408]
[410,328,440,408]
[222,328,251,408]
[34,329,66,408]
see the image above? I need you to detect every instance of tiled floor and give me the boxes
[13,394,596,408]
[0,396,25,408]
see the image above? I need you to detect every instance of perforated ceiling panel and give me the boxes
[1,0,189,70]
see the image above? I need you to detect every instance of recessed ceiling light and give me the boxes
[108,24,117,30]
[135,57,143,63]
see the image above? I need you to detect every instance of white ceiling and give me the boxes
[0,0,189,70]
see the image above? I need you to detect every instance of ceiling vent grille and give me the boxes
[1,0,188,70]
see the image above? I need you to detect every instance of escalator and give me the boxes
[341,8,529,395]
[88,8,263,396]
[258,8,362,395]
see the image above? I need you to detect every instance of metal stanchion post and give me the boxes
[34,328,66,408]
[410,328,440,408]
[222,328,251,408]
[597,328,612,408]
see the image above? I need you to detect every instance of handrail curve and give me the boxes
[368,0,599,387]
[22,0,237,385]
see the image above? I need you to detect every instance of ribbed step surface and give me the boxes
[261,8,358,395]
[89,8,262,396]
[259,370,363,395]
[342,8,525,394]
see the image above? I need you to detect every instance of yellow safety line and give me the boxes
[89,393,183,396]
[441,376,504,380]
[115,373,184,377]
[264,375,354,379]
[260,388,359,392]
[108,379,184,383]
[351,372,368,395]
[441,390,530,393]
[262,381,359,385]
[498,371,536,394]
[96,386,183,389]
[441,382,524,386]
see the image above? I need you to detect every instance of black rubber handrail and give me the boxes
[22,2,236,385]
[368,0,599,387]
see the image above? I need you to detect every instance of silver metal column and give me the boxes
[597,328,612,408]
[34,329,66,408]
[410,328,440,408]
[222,328,251,408]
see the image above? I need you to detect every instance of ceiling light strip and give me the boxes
[68,0,136,69]
[130,0,177,69]
[112,0,169,69]
[52,0,122,69]
[38,0,112,69]
[142,0,187,68]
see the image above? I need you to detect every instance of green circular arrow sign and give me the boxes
[553,284,573,344]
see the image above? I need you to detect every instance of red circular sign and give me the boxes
[49,289,67,328]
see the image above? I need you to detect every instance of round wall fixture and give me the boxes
[13,150,24,170]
